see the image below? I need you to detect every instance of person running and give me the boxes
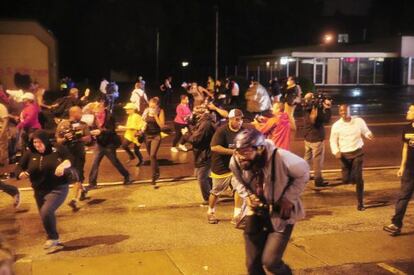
[383,103,414,236]
[130,82,148,115]
[16,130,73,252]
[160,76,173,108]
[88,102,132,188]
[207,109,244,224]
[118,103,144,166]
[56,106,91,212]
[230,128,309,275]
[330,104,374,211]
[253,102,295,150]
[0,102,9,167]
[171,95,192,153]
[187,83,212,108]
[207,76,215,94]
[142,97,165,188]
[186,105,216,205]
[16,93,41,151]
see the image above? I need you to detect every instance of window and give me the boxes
[359,58,374,84]
[341,58,357,84]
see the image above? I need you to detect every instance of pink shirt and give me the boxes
[17,103,41,130]
[174,104,192,125]
[256,112,291,150]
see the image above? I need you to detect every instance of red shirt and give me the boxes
[256,112,291,150]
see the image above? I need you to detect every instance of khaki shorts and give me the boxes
[210,175,232,196]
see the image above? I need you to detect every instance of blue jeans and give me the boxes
[195,165,212,201]
[392,169,414,228]
[0,181,18,197]
[244,224,294,275]
[34,185,68,240]
[89,145,129,185]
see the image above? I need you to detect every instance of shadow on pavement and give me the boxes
[54,234,130,253]
[365,200,391,209]
[303,209,333,220]
[87,199,107,206]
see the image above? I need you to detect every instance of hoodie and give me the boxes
[16,130,72,190]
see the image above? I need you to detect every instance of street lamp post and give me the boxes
[214,5,219,81]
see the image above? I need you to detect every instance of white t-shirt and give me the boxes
[99,80,109,94]
[130,88,148,111]
[231,83,240,96]
[6,89,24,102]
[330,117,372,155]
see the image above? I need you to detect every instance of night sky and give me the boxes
[2,0,413,82]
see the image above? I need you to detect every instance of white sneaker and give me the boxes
[170,147,179,153]
[178,144,188,152]
[43,239,62,250]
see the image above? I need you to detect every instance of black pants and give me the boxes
[340,149,364,206]
[34,185,68,240]
[172,123,187,147]
[144,134,161,178]
[121,139,143,163]
[89,144,129,185]
[392,170,414,228]
[244,224,294,275]
[67,144,86,183]
[0,180,18,197]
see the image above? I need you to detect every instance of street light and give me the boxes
[323,34,334,44]
[181,61,189,67]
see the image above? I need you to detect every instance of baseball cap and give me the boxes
[123,103,137,110]
[228,109,243,118]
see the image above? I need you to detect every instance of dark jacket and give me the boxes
[16,130,73,190]
[94,110,121,147]
[188,113,215,168]
[303,108,331,142]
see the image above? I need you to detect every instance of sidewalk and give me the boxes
[15,229,414,275]
[5,169,414,275]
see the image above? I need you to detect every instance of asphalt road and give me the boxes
[2,114,408,189]
[1,169,413,274]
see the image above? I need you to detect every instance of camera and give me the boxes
[59,123,84,144]
[303,92,331,110]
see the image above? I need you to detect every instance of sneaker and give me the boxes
[67,199,80,212]
[315,179,329,187]
[43,239,62,250]
[13,192,21,208]
[207,213,219,224]
[44,239,63,254]
[231,214,241,225]
[87,184,98,190]
[383,224,401,236]
[170,147,179,153]
[126,157,135,164]
[79,189,88,201]
[124,177,134,185]
[199,201,209,207]
[357,205,366,211]
[178,144,188,152]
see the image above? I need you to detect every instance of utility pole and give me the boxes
[214,5,219,81]
[156,28,160,83]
